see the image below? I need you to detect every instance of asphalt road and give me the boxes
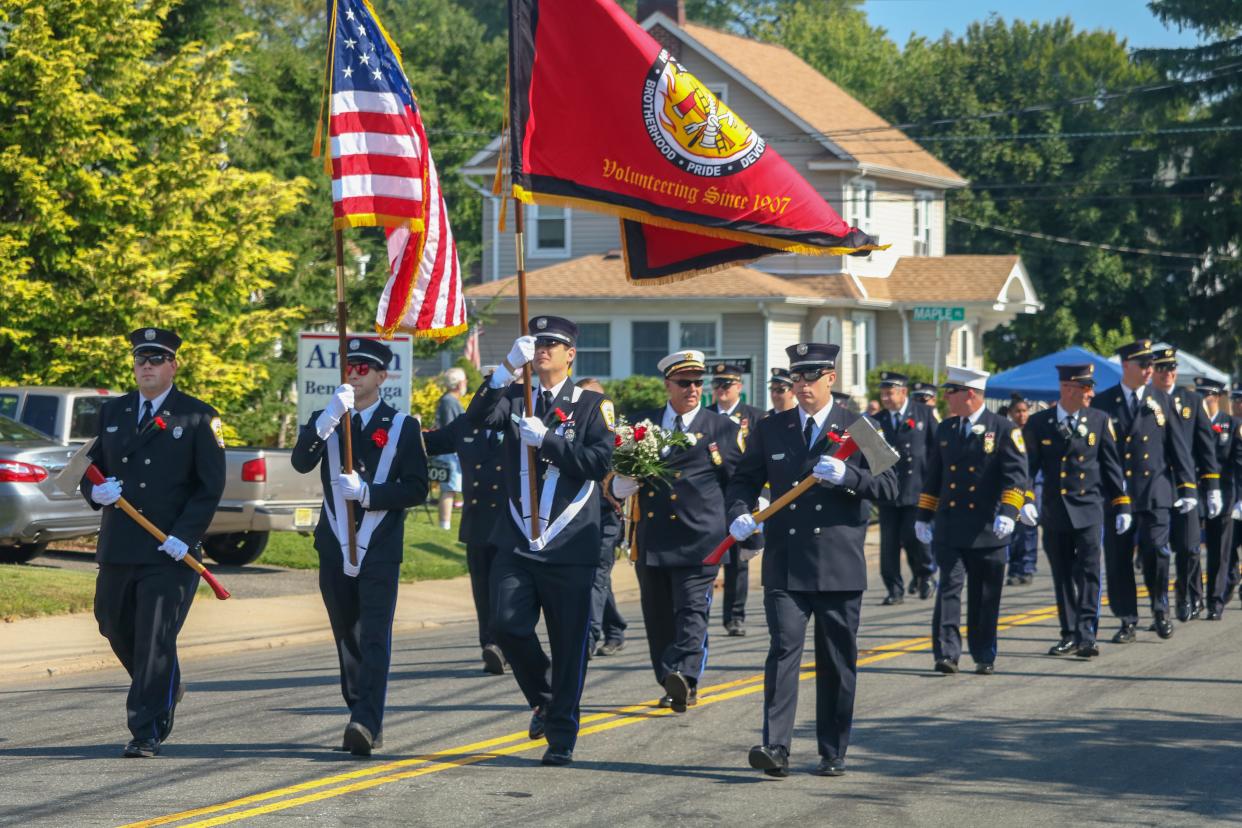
[2,573,1240,827]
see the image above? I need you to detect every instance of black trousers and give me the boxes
[319,556,401,736]
[931,544,1006,665]
[489,550,594,752]
[1171,507,1203,609]
[589,524,627,647]
[1043,523,1103,644]
[465,542,498,649]
[95,562,199,741]
[722,554,749,625]
[634,561,715,687]
[1229,517,1242,600]
[761,589,861,761]
[1205,513,1235,613]
[1105,508,1172,624]
[878,503,935,596]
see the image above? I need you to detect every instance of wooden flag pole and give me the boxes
[334,229,360,567]
[513,200,540,542]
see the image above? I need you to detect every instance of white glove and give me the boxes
[159,536,188,562]
[611,474,640,499]
[730,513,760,541]
[812,455,846,485]
[338,470,369,505]
[1115,513,1133,535]
[1207,490,1223,519]
[1019,503,1039,526]
[90,477,123,506]
[315,383,355,438]
[1173,497,1198,515]
[1232,500,1242,521]
[507,335,535,370]
[914,520,933,545]
[992,515,1015,538]
[518,416,548,448]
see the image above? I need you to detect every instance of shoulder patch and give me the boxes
[1011,429,1026,453]
[737,429,747,453]
[600,399,615,432]
[1107,419,1116,440]
[210,417,225,449]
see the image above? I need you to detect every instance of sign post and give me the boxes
[912,307,964,388]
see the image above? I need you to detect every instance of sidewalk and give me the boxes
[0,528,881,684]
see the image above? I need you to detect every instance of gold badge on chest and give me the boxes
[983,432,996,454]
[1087,431,1096,446]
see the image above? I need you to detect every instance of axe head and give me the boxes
[845,416,899,476]
[49,438,97,496]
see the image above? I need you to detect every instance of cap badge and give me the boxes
[536,318,548,330]
[349,340,359,351]
[716,363,725,372]
[144,329,156,341]
[796,344,808,356]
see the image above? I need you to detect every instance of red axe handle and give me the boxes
[703,438,860,566]
[86,464,231,600]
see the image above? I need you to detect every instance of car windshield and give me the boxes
[0,414,51,443]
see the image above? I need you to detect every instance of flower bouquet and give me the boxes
[612,416,691,484]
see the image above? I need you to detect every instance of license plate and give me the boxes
[294,507,314,527]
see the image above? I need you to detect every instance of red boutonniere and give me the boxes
[372,428,389,448]
[905,418,916,429]
[634,425,648,441]
[554,407,569,423]
[826,430,845,445]
[1212,423,1223,434]
[153,416,167,430]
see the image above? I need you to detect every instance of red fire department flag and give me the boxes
[506,0,883,282]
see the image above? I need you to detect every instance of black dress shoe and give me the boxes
[813,756,846,777]
[1207,609,1221,620]
[725,620,746,637]
[1020,573,1035,585]
[1075,642,1100,658]
[975,663,995,675]
[657,694,674,709]
[1176,603,1190,623]
[1154,613,1174,639]
[122,738,161,758]
[933,658,959,674]
[1048,638,1076,656]
[919,578,936,600]
[528,706,547,740]
[1112,623,1137,644]
[907,580,918,595]
[482,644,506,675]
[881,594,904,606]
[596,640,625,656]
[1190,601,1203,620]
[663,671,691,713]
[1005,575,1019,587]
[687,687,699,708]
[748,744,789,778]
[541,747,574,766]
[343,722,374,756]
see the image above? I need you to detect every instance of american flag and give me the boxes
[317,0,466,339]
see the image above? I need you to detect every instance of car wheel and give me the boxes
[0,543,47,564]
[203,532,270,567]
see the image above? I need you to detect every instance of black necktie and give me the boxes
[673,416,684,433]
[351,412,363,438]
[961,418,971,440]
[138,400,153,431]
[1129,392,1139,418]
[803,416,815,448]
[536,390,552,418]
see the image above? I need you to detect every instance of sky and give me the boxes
[861,0,1205,50]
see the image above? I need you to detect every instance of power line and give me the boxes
[951,216,1239,261]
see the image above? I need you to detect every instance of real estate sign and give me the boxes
[296,332,413,426]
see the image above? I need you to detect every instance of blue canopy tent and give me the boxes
[985,346,1122,402]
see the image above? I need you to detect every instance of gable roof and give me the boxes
[859,255,1035,307]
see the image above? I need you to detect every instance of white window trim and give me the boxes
[850,310,877,393]
[573,319,614,379]
[847,178,875,235]
[618,316,722,378]
[913,190,933,256]
[529,204,572,259]
[954,323,974,368]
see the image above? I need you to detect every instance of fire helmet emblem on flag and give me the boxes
[643,51,764,176]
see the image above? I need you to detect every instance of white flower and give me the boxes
[685,433,698,446]
[971,423,986,435]
[1077,422,1089,437]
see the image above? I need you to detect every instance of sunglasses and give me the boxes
[1153,365,1176,373]
[346,360,375,376]
[672,378,704,389]
[769,384,791,393]
[534,337,567,350]
[790,369,830,383]
[133,354,172,367]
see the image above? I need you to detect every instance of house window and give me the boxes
[847,179,874,234]
[914,192,932,256]
[531,205,570,256]
[575,322,611,377]
[632,321,669,376]
[851,311,876,391]
[679,321,717,355]
[956,325,972,367]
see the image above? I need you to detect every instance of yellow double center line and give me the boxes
[124,600,1066,828]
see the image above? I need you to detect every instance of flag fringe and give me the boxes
[333,215,426,232]
[376,320,470,340]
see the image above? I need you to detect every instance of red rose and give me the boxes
[1212,423,1223,434]
[554,407,569,423]
[614,434,623,447]
[153,416,167,430]
[826,431,844,444]
[372,428,389,448]
[634,425,648,441]
[905,418,916,429]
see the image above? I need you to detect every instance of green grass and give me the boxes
[259,507,468,582]
[0,565,215,621]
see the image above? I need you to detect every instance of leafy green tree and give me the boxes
[603,375,667,418]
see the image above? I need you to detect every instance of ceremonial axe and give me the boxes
[703,416,899,566]
[51,439,231,600]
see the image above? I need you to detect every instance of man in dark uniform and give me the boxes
[914,366,1028,675]
[911,382,937,408]
[1196,378,1242,619]
[577,378,627,659]
[728,342,898,778]
[1091,339,1196,642]
[424,384,508,675]
[291,337,429,756]
[1023,364,1131,658]
[768,367,797,415]
[464,316,614,766]
[83,327,226,758]
[870,371,938,604]
[610,350,740,711]
[707,361,764,637]
[1151,348,1223,621]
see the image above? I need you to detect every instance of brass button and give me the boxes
[471,498,477,504]
[122,457,128,463]
[492,484,498,490]
[968,466,976,473]
[670,494,678,501]
[1125,471,1133,477]
[950,483,957,489]
[1080,473,1086,479]
[1061,488,1068,494]
[1144,453,1149,460]
[139,482,146,488]
[949,500,957,507]
[815,504,822,511]
[647,491,656,498]
[950,465,957,472]
[1078,455,1085,462]
[495,466,502,472]
[813,527,821,535]
[1126,453,1132,459]
[1143,435,1150,442]
[473,482,479,487]
[1061,471,1067,478]
[790,503,798,510]
[788,528,796,535]
[145,458,151,465]
[969,503,975,509]
[969,486,976,492]
[670,515,678,521]
[647,512,654,518]
[475,464,481,470]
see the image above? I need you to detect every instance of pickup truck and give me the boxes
[0,386,322,566]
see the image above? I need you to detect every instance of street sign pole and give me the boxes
[932,320,943,387]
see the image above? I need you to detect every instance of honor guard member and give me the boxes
[727,342,898,779]
[870,371,938,604]
[423,390,508,674]
[610,350,741,711]
[911,382,937,408]
[1091,340,1195,642]
[708,361,764,637]
[768,368,797,415]
[1023,364,1130,658]
[292,338,430,756]
[465,316,614,766]
[84,328,226,758]
[914,366,1028,675]
[1151,348,1223,621]
[1196,378,1242,619]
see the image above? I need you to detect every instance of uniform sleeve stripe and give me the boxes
[1111,496,1131,506]
[1201,473,1220,479]
[1000,489,1026,508]
[1179,482,1198,489]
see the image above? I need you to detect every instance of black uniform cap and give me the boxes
[831,391,852,403]
[712,362,746,381]
[1232,388,1242,401]
[528,315,578,346]
[129,327,182,356]
[1195,376,1226,395]
[1152,346,1178,366]
[785,342,839,370]
[910,381,935,398]
[345,337,393,368]
[1056,363,1095,386]
[769,367,793,387]
[1116,339,1154,362]
[879,371,908,388]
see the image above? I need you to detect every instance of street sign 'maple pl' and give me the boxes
[912,306,965,322]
